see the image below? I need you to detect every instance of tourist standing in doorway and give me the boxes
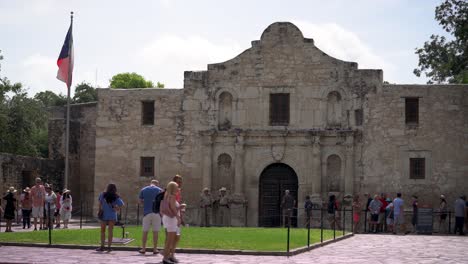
[438,194,448,233]
[3,187,17,232]
[138,179,162,255]
[352,195,361,233]
[96,183,124,252]
[199,187,213,227]
[393,193,407,234]
[281,190,295,227]
[454,195,466,235]
[21,187,32,229]
[411,195,418,233]
[30,177,46,231]
[60,189,72,229]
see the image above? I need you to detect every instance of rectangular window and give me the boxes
[142,101,155,125]
[355,109,363,126]
[270,93,290,125]
[140,157,155,177]
[405,98,419,124]
[409,158,425,179]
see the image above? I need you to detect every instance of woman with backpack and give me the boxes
[96,183,124,252]
[327,194,341,230]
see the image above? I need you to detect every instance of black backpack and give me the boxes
[152,191,165,214]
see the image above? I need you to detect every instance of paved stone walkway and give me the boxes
[1,234,467,263]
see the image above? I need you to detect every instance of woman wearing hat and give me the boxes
[439,195,448,233]
[21,187,32,229]
[3,187,17,232]
[60,189,72,228]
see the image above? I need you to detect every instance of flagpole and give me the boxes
[64,11,73,189]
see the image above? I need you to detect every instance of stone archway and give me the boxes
[258,163,298,227]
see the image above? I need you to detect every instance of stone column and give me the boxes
[311,135,322,195]
[234,133,245,195]
[202,133,214,190]
[344,135,354,195]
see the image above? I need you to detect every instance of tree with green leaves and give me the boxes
[414,0,468,84]
[73,81,97,103]
[0,50,48,157]
[109,72,164,88]
[34,90,67,107]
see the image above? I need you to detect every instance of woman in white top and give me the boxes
[60,189,73,228]
[161,181,181,264]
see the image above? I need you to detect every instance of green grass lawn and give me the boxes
[0,226,345,251]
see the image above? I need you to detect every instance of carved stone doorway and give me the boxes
[258,163,298,227]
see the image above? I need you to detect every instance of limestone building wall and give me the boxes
[362,84,468,208]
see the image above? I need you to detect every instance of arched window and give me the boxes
[215,154,233,191]
[326,91,342,127]
[218,92,233,130]
[326,155,341,192]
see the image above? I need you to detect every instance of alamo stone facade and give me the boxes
[44,22,468,226]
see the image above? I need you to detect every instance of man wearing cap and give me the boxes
[30,178,46,231]
[199,187,213,227]
[216,187,231,226]
[138,179,163,254]
[454,195,466,235]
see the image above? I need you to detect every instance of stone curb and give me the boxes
[0,233,353,256]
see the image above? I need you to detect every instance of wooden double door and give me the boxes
[258,163,298,227]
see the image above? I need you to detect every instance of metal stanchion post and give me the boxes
[84,202,88,223]
[364,210,368,233]
[320,208,324,244]
[137,204,140,226]
[343,209,345,236]
[48,203,52,245]
[448,211,451,234]
[244,202,248,227]
[351,207,354,233]
[287,211,290,257]
[333,213,336,240]
[124,204,128,225]
[307,213,310,248]
[80,200,83,229]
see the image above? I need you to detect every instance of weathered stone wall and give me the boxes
[49,102,97,214]
[0,153,63,197]
[362,84,468,208]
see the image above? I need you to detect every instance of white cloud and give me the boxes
[137,35,243,88]
[293,20,396,81]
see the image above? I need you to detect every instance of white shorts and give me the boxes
[162,215,178,232]
[32,207,44,218]
[142,213,161,232]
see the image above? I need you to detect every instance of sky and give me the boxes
[0,0,448,96]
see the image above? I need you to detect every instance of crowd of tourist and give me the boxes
[314,192,468,236]
[1,177,72,232]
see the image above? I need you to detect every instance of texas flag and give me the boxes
[56,22,74,88]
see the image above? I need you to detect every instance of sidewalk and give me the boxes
[1,234,468,263]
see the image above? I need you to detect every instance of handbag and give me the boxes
[160,199,177,218]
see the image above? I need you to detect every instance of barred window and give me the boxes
[140,157,155,177]
[409,158,425,179]
[270,93,289,126]
[405,98,419,124]
[142,101,155,125]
